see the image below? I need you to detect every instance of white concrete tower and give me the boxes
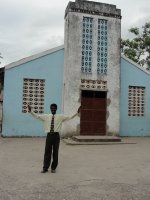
[63,0,121,136]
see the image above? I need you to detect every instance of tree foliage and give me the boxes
[121,22,150,70]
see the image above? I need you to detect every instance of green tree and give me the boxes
[121,22,150,70]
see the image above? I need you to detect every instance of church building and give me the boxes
[2,0,150,137]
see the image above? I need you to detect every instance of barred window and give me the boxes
[128,86,145,117]
[22,78,45,113]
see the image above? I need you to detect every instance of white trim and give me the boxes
[121,54,150,76]
[5,45,64,70]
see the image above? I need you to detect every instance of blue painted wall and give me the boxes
[3,50,150,137]
[120,57,150,136]
[2,49,64,136]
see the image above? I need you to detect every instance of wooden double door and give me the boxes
[80,90,107,135]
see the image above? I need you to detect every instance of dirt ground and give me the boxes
[0,137,150,200]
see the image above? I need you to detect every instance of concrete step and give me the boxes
[63,136,137,145]
[63,137,136,145]
[72,135,122,142]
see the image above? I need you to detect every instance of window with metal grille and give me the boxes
[128,86,145,117]
[22,78,45,113]
[81,17,93,73]
[97,19,108,75]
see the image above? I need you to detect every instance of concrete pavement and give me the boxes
[0,137,150,200]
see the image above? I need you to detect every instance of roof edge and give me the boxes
[5,45,64,70]
[121,54,150,76]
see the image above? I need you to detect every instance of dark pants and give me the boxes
[43,132,60,170]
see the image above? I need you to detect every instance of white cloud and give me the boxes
[0,0,150,67]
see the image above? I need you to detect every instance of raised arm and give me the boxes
[62,106,81,122]
[28,105,32,112]
[77,106,81,114]
[27,105,46,121]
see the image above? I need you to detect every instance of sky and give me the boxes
[0,0,150,67]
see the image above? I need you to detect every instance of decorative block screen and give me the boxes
[22,78,45,113]
[128,86,145,116]
[97,19,108,74]
[81,79,107,91]
[81,17,93,73]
